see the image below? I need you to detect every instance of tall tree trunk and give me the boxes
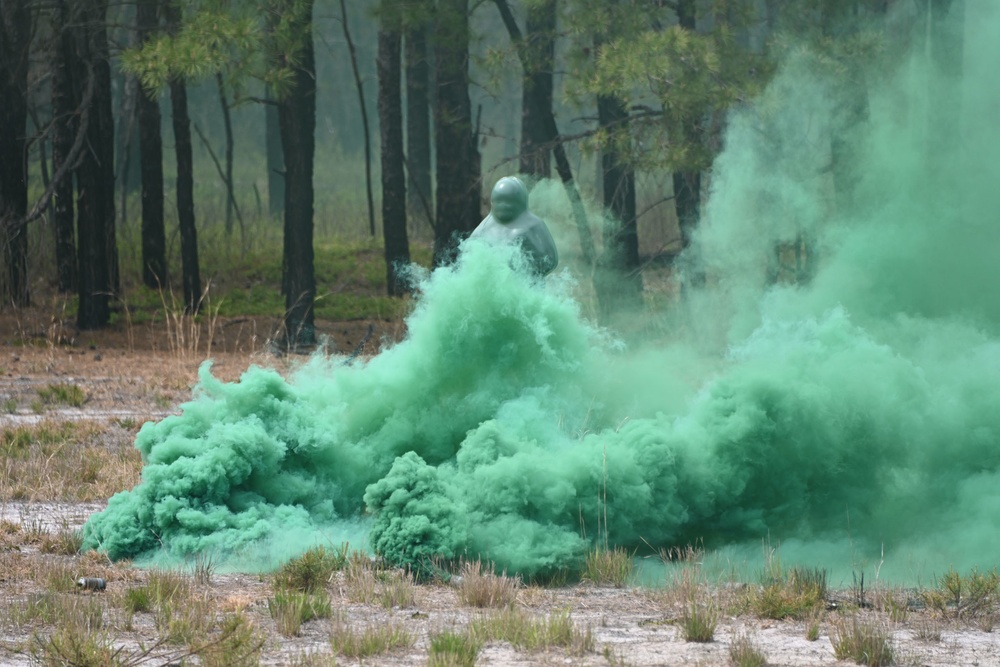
[404,5,433,227]
[117,75,140,224]
[265,84,284,218]
[164,0,200,313]
[378,25,410,296]
[217,72,236,235]
[673,0,701,254]
[493,0,594,265]
[0,0,31,307]
[433,0,477,266]
[51,0,77,293]
[279,0,317,348]
[137,0,166,289]
[594,91,642,322]
[519,0,555,179]
[74,0,117,329]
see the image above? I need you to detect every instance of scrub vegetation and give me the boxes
[3,414,1000,665]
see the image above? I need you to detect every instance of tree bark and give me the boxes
[137,0,166,289]
[0,0,31,307]
[519,0,555,179]
[404,5,433,227]
[432,0,478,266]
[378,25,410,296]
[164,0,200,313]
[278,0,317,348]
[51,0,77,293]
[73,0,117,329]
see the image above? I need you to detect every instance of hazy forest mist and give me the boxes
[0,0,963,345]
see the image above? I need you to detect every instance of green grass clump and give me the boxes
[428,629,482,667]
[268,590,332,637]
[470,607,594,654]
[31,626,117,667]
[7,593,103,630]
[680,602,718,642]
[147,568,189,606]
[582,546,635,588]
[729,630,767,667]
[273,544,348,594]
[330,619,414,658]
[38,527,83,555]
[830,616,895,666]
[155,595,214,645]
[36,382,87,407]
[123,586,153,614]
[746,565,827,620]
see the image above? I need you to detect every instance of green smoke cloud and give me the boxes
[85,2,1000,582]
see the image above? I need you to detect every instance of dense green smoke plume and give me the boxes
[85,3,1000,580]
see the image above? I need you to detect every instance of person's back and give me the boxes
[470,177,558,276]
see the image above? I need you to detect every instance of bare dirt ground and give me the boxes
[2,311,1000,667]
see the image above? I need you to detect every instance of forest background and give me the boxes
[0,0,960,351]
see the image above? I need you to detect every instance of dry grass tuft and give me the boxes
[342,553,378,604]
[729,629,767,667]
[428,628,482,667]
[680,601,718,642]
[379,568,416,609]
[469,606,594,654]
[830,615,895,666]
[330,616,414,657]
[456,560,519,608]
[582,546,635,587]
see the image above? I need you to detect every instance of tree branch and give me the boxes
[20,63,94,228]
[192,120,244,232]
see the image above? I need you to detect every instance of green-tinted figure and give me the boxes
[470,176,558,276]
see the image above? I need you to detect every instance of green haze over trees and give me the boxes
[0,0,958,338]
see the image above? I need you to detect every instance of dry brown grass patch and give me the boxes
[456,560,520,608]
[1,420,143,502]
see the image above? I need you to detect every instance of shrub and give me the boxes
[273,544,348,594]
[922,566,1000,620]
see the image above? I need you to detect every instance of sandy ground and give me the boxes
[2,331,1000,666]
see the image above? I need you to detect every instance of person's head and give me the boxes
[490,177,529,223]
